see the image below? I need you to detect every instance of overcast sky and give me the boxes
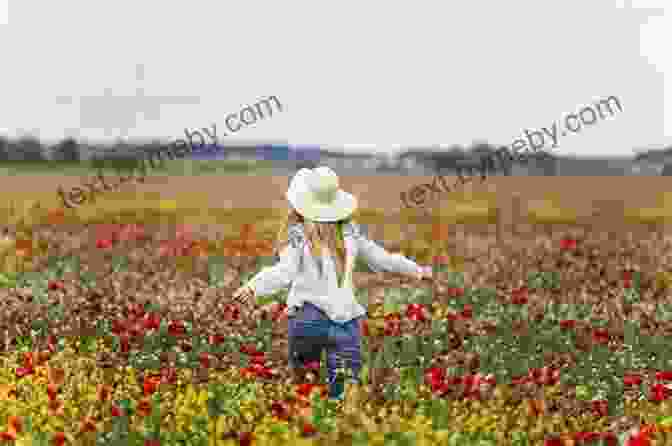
[0,0,669,157]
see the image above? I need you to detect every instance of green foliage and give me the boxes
[207,255,228,287]
[527,270,560,290]
[207,380,260,418]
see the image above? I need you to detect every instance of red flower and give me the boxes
[296,383,317,397]
[650,383,672,402]
[243,363,274,380]
[559,319,576,330]
[143,375,161,396]
[270,400,290,420]
[461,304,473,319]
[249,353,266,366]
[511,287,529,305]
[600,432,618,446]
[302,422,318,436]
[406,303,427,322]
[434,382,451,396]
[119,334,130,353]
[168,320,186,336]
[0,431,16,441]
[5,416,21,436]
[127,303,145,319]
[544,437,563,446]
[23,352,34,369]
[128,321,145,339]
[223,304,241,321]
[199,352,211,369]
[143,313,161,331]
[446,376,462,386]
[96,238,113,249]
[111,319,128,336]
[560,238,577,250]
[111,404,124,417]
[592,328,610,345]
[655,371,672,381]
[360,319,370,337]
[209,334,226,345]
[48,280,65,291]
[47,382,58,401]
[511,375,533,386]
[445,312,462,321]
[447,287,464,297]
[623,271,633,282]
[15,367,33,378]
[624,374,643,386]
[461,373,490,396]
[384,322,401,336]
[626,428,652,446]
[52,432,67,446]
[240,343,260,356]
[424,367,446,387]
[239,431,254,446]
[530,367,559,386]
[591,400,609,417]
[384,314,402,336]
[144,440,161,446]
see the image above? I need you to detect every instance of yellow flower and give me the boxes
[159,200,178,212]
[197,389,208,408]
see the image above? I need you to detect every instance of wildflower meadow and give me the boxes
[0,189,671,446]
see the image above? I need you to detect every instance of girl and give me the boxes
[233,166,433,401]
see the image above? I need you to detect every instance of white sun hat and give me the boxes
[286,166,357,222]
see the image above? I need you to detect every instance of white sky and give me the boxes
[0,0,670,156]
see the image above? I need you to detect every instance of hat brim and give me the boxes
[289,190,357,222]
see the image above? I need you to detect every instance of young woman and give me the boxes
[233,166,433,401]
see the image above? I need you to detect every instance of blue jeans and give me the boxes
[288,302,363,399]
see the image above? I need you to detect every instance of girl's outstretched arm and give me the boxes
[234,230,304,301]
[349,223,430,280]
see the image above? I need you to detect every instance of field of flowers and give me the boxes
[0,195,672,445]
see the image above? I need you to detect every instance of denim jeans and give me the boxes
[288,302,363,399]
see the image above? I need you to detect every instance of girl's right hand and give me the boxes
[416,266,433,281]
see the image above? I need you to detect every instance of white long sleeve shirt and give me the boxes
[246,222,425,323]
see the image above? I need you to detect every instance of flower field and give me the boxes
[1,196,672,445]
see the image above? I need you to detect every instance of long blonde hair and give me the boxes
[275,208,349,283]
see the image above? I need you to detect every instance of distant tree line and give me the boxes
[0,135,167,171]
[397,141,561,176]
[1,135,668,176]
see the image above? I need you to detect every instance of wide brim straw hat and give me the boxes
[286,166,357,222]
